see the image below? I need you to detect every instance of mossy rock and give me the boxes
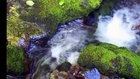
[98,42,119,54]
[77,43,140,79]
[7,45,25,73]
[7,5,43,46]
[20,0,102,37]
[56,62,71,72]
[94,0,120,17]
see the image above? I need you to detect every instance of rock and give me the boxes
[25,74,31,79]
[135,25,140,30]
[20,0,102,36]
[77,43,140,79]
[65,74,75,79]
[100,75,110,79]
[109,74,122,79]
[26,0,34,7]
[50,69,68,79]
[69,65,83,75]
[69,65,85,79]
[56,62,72,72]
[29,33,50,48]
[48,65,86,79]
[93,0,120,17]
[74,73,85,79]
[84,68,100,79]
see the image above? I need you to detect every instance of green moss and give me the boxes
[77,44,116,74]
[77,43,140,79]
[20,0,102,37]
[7,45,25,73]
[98,42,119,52]
[7,5,43,46]
[115,48,140,79]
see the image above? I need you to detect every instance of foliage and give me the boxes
[7,5,43,46]
[7,45,25,73]
[20,0,102,37]
[77,43,140,79]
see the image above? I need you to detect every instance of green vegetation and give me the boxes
[7,45,25,73]
[77,43,140,79]
[7,5,43,46]
[20,0,102,37]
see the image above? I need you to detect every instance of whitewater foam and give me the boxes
[94,5,140,50]
[49,19,90,65]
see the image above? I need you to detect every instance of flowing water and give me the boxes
[94,0,140,53]
[27,0,140,79]
[28,19,96,79]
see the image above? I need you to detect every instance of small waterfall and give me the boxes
[94,2,140,53]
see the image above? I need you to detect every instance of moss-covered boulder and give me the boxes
[20,0,102,37]
[98,42,119,53]
[77,43,140,79]
[7,45,25,73]
[7,5,43,46]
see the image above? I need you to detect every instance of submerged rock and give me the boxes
[49,69,68,79]
[56,62,72,72]
[77,43,140,79]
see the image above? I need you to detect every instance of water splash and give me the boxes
[29,19,95,79]
[94,4,140,51]
[48,19,93,65]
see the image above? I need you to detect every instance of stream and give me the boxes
[24,0,140,79]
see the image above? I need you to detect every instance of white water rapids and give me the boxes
[94,4,140,50]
